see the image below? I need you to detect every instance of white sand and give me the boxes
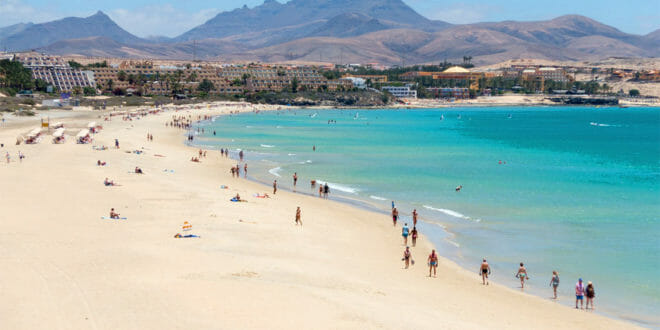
[0,105,639,329]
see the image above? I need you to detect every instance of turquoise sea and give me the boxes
[192,107,660,326]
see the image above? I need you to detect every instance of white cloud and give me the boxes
[109,5,220,38]
[0,0,61,26]
[424,3,498,24]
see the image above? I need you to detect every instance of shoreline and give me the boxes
[192,108,657,327]
[0,103,643,329]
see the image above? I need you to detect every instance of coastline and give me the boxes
[0,103,642,329]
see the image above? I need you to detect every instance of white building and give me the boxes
[381,85,417,98]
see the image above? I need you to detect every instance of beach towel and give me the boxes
[101,217,127,220]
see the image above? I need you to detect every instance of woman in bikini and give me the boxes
[516,262,529,289]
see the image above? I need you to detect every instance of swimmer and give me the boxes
[455,185,462,192]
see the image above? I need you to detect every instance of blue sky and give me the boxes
[1,0,658,37]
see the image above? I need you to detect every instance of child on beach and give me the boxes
[428,249,438,277]
[549,271,560,299]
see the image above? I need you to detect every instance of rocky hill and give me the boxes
[0,1,657,65]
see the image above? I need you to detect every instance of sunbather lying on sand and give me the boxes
[174,233,200,238]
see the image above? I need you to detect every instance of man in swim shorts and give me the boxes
[575,278,585,309]
[480,259,491,285]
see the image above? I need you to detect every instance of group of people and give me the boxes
[5,151,24,163]
[230,164,246,178]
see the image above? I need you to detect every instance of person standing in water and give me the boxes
[239,150,244,161]
[575,278,585,309]
[293,172,298,188]
[323,183,329,198]
[549,271,560,299]
[391,201,395,210]
[295,207,302,226]
[428,249,438,277]
[273,180,277,194]
[313,145,316,151]
[412,209,418,226]
[480,259,491,285]
[516,262,529,289]
[318,185,323,197]
[392,207,399,226]
[586,281,595,310]
[402,223,410,245]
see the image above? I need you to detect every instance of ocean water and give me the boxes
[193,107,660,326]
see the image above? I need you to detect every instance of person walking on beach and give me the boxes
[480,259,491,285]
[402,246,413,269]
[295,207,302,226]
[575,278,585,309]
[516,262,529,289]
[411,226,418,247]
[5,151,10,163]
[428,249,438,277]
[392,207,399,226]
[412,209,418,226]
[586,281,595,310]
[273,180,277,194]
[293,172,298,188]
[114,139,119,149]
[243,164,247,178]
[402,223,410,245]
[549,271,560,299]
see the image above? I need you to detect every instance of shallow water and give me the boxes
[194,106,660,326]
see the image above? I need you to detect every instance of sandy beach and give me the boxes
[0,104,640,329]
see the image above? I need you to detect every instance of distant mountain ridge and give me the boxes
[0,0,658,65]
[1,11,145,51]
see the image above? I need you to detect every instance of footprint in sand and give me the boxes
[231,271,259,278]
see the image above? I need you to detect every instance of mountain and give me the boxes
[174,0,448,42]
[0,23,34,41]
[0,11,144,51]
[306,13,397,38]
[3,1,656,65]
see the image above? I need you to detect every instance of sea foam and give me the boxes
[423,205,471,220]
